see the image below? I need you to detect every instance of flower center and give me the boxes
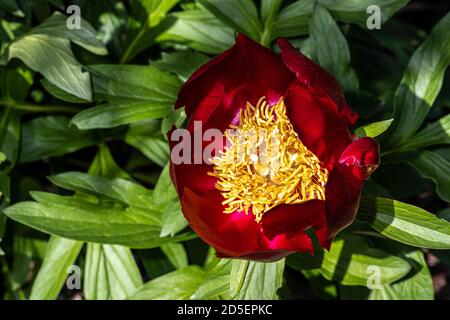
[209,97,328,223]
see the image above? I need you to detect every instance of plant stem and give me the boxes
[0,99,80,114]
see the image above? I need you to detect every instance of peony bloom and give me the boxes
[169,34,380,262]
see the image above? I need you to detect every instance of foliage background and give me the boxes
[0,0,449,300]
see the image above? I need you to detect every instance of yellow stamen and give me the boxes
[209,97,328,223]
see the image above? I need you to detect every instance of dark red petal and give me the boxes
[176,43,235,116]
[285,82,353,170]
[339,137,380,178]
[232,34,294,105]
[325,163,365,242]
[261,201,324,238]
[177,34,294,119]
[277,38,358,127]
[181,188,264,257]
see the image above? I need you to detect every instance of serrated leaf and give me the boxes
[355,119,393,138]
[359,196,450,249]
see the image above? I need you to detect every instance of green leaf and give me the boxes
[406,151,450,202]
[48,171,154,209]
[152,51,208,81]
[272,0,314,38]
[89,144,131,179]
[340,249,434,300]
[160,200,188,237]
[229,259,249,298]
[84,243,143,300]
[319,0,409,26]
[377,250,433,300]
[0,66,33,100]
[30,12,107,55]
[359,196,450,249]
[387,12,450,147]
[400,114,450,151]
[261,0,283,24]
[232,259,285,300]
[120,0,180,63]
[153,163,188,237]
[308,4,358,91]
[19,116,98,163]
[125,120,169,167]
[355,119,394,138]
[128,266,206,299]
[0,107,20,236]
[40,79,89,104]
[199,0,262,41]
[29,236,83,300]
[260,0,283,46]
[0,0,25,17]
[192,259,232,300]
[320,235,411,286]
[4,25,93,100]
[153,162,178,204]
[159,8,234,54]
[4,192,195,248]
[161,243,188,269]
[301,268,337,300]
[0,107,20,165]
[71,65,181,129]
[10,236,46,291]
[161,107,186,134]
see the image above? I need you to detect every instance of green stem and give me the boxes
[0,99,80,114]
[260,27,272,48]
[120,25,149,64]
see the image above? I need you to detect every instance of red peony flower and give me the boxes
[169,34,380,262]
